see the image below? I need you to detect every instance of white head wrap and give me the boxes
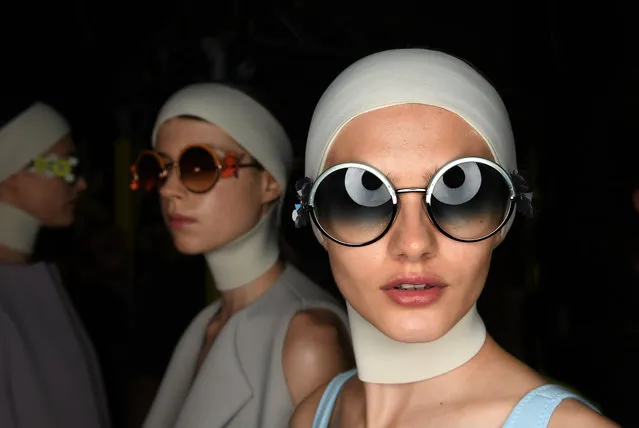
[153,83,293,291]
[304,49,519,383]
[0,102,70,253]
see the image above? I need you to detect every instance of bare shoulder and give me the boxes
[548,399,620,428]
[288,381,328,428]
[282,308,354,406]
[283,308,352,364]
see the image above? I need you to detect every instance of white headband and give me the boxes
[301,49,517,384]
[152,83,293,291]
[0,102,70,183]
[0,102,69,253]
[153,83,292,190]
[305,49,517,180]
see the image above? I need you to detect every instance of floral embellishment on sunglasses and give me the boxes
[511,171,534,217]
[292,177,313,228]
[220,152,247,178]
[29,154,80,184]
[292,157,534,246]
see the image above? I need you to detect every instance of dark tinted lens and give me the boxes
[136,154,163,191]
[179,146,218,192]
[429,160,511,240]
[314,166,394,245]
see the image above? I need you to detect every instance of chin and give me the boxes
[375,306,453,343]
[44,215,75,228]
[171,236,219,255]
[173,240,206,255]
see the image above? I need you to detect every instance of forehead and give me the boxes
[325,104,493,180]
[155,117,245,155]
[45,134,75,156]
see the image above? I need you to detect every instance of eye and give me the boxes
[432,162,482,205]
[344,167,391,207]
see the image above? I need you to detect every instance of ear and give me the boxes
[260,171,281,205]
[311,225,328,251]
[492,230,505,249]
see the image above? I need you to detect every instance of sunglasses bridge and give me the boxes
[396,188,427,194]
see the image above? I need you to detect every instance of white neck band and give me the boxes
[204,205,280,291]
[153,84,292,291]
[0,202,40,253]
[348,303,486,384]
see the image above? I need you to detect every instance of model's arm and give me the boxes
[282,308,354,407]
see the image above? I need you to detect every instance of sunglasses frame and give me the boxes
[307,157,517,247]
[131,144,262,194]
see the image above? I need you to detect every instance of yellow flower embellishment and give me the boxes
[29,155,79,183]
[32,156,50,173]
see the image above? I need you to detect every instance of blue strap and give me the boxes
[312,369,358,428]
[503,384,599,428]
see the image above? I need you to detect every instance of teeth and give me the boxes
[395,284,431,290]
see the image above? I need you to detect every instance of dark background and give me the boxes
[4,1,638,426]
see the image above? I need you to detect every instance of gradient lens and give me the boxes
[135,153,163,191]
[428,160,511,240]
[179,146,219,193]
[313,165,395,245]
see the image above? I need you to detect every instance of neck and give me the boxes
[360,336,499,427]
[0,202,40,259]
[348,303,486,384]
[0,243,30,264]
[204,204,281,291]
[218,260,284,316]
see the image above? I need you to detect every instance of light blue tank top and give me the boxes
[312,369,599,428]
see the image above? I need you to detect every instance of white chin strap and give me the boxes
[152,84,293,291]
[204,204,280,291]
[302,49,517,384]
[0,102,70,254]
[348,303,486,384]
[0,202,41,253]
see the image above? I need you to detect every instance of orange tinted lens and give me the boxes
[135,153,163,191]
[179,146,219,192]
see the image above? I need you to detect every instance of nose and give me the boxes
[158,167,187,200]
[387,193,439,262]
[75,176,88,191]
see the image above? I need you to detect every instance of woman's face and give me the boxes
[1,135,87,227]
[156,117,280,255]
[323,104,499,343]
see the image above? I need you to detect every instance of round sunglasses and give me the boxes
[130,144,262,193]
[293,157,533,246]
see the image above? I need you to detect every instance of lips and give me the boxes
[167,213,197,229]
[382,274,448,291]
[381,274,448,307]
[168,214,196,222]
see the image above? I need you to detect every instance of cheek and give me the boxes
[440,241,494,291]
[326,243,385,295]
[201,179,262,219]
[23,180,68,220]
[195,179,264,237]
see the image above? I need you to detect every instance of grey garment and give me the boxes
[0,262,111,428]
[142,264,350,428]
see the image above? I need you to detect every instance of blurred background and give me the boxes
[3,1,637,426]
